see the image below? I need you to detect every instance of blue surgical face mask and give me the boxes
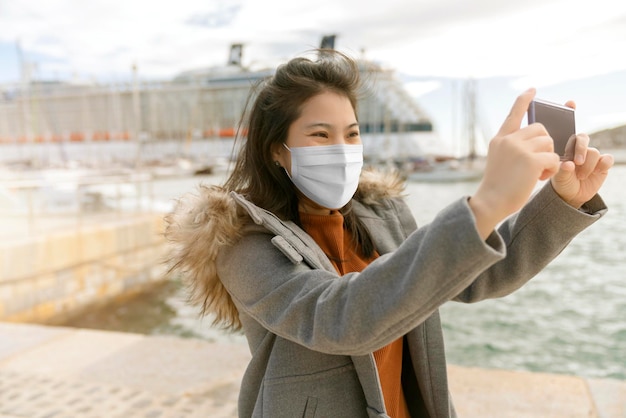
[283,143,363,209]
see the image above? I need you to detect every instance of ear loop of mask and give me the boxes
[280,144,292,177]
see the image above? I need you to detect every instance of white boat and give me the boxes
[408,157,484,183]
[407,79,486,182]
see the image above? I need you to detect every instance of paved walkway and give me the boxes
[1,322,624,417]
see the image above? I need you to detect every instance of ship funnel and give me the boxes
[228,44,243,66]
[320,35,336,50]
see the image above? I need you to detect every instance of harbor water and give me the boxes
[60,165,626,381]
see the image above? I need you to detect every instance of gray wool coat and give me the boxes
[165,170,607,418]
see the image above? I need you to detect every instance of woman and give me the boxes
[165,50,613,417]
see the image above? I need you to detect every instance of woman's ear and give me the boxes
[272,143,286,167]
[272,142,291,175]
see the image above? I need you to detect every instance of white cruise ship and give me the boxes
[0,38,438,171]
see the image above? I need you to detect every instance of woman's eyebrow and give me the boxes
[304,122,331,129]
[304,122,359,129]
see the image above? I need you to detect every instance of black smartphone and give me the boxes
[527,99,576,161]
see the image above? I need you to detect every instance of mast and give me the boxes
[16,40,31,156]
[464,78,477,161]
[132,63,143,167]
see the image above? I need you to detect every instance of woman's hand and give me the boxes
[550,128,614,209]
[470,88,562,239]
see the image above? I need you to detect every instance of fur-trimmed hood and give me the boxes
[163,168,405,331]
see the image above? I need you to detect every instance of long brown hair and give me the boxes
[224,49,375,256]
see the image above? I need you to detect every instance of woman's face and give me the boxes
[273,91,360,175]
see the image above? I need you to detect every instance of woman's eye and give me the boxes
[312,132,328,138]
[347,131,360,141]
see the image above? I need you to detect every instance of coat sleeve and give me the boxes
[453,182,607,302]
[217,183,605,356]
[218,196,506,356]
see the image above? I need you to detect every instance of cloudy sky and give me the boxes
[1,0,626,146]
[2,0,626,82]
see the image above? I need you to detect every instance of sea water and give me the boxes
[63,165,626,380]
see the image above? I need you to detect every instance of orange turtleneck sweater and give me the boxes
[300,210,410,418]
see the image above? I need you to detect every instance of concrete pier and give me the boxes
[0,211,167,324]
[1,322,624,417]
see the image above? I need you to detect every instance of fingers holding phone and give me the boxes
[526,100,616,208]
